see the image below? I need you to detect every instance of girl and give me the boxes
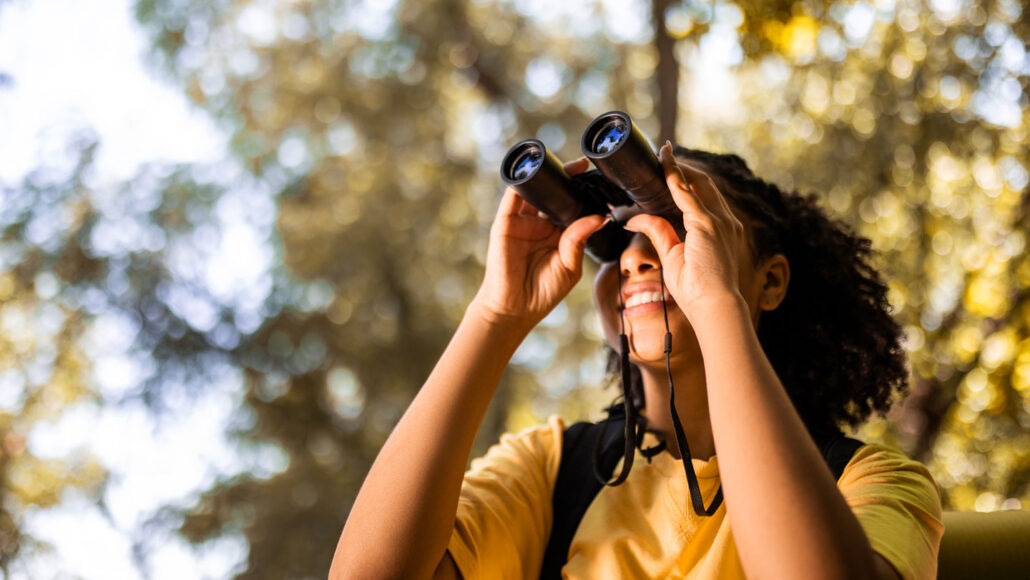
[331,142,943,579]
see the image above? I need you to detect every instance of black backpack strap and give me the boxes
[819,435,866,480]
[539,414,626,580]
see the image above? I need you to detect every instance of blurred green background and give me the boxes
[1,0,1028,577]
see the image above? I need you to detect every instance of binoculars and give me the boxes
[500,111,681,262]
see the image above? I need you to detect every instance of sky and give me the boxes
[0,0,225,185]
[0,0,245,578]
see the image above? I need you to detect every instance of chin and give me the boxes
[625,333,667,362]
[626,322,702,367]
[631,346,701,369]
[597,307,700,364]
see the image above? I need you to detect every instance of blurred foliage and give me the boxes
[0,0,1027,577]
[1,136,115,574]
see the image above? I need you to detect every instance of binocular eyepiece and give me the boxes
[500,111,681,262]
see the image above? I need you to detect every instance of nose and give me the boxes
[619,234,660,277]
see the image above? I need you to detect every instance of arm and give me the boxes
[627,143,897,579]
[330,303,532,579]
[691,296,899,580]
[330,165,606,579]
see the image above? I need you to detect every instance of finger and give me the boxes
[563,157,591,177]
[624,213,682,261]
[516,195,544,217]
[557,214,608,272]
[499,186,551,219]
[499,187,549,220]
[662,141,731,216]
[495,187,524,219]
[658,144,711,223]
[678,163,732,216]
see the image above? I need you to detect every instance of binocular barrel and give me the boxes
[580,111,677,219]
[500,139,583,228]
[499,111,676,261]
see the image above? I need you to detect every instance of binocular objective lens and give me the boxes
[511,150,544,181]
[591,120,628,155]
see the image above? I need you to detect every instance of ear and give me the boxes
[756,254,790,311]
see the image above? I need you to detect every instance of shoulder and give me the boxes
[838,443,940,500]
[449,417,570,579]
[839,443,945,579]
[467,416,567,477]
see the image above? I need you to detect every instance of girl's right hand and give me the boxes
[470,158,608,330]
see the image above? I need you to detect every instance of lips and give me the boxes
[620,282,674,313]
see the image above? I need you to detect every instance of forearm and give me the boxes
[331,305,532,579]
[693,296,878,580]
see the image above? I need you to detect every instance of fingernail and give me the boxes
[660,147,674,167]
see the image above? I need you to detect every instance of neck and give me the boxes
[637,350,715,462]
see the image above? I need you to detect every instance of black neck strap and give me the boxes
[660,261,723,516]
[605,262,722,516]
[595,271,640,487]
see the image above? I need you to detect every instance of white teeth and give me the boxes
[624,291,670,308]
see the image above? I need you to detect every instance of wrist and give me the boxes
[685,292,751,328]
[465,299,538,338]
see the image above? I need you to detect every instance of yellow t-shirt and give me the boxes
[447,416,944,579]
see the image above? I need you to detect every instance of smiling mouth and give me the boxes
[623,290,672,309]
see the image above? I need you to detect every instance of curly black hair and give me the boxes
[606,146,908,434]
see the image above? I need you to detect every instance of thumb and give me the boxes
[624,214,681,262]
[557,214,609,273]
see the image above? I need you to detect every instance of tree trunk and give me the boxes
[652,0,678,144]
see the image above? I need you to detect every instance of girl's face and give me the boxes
[593,231,704,366]
[592,164,771,366]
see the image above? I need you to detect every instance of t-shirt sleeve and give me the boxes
[837,443,944,580]
[446,416,565,580]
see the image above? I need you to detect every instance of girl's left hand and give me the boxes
[624,141,748,323]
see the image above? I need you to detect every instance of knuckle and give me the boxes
[688,214,716,231]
